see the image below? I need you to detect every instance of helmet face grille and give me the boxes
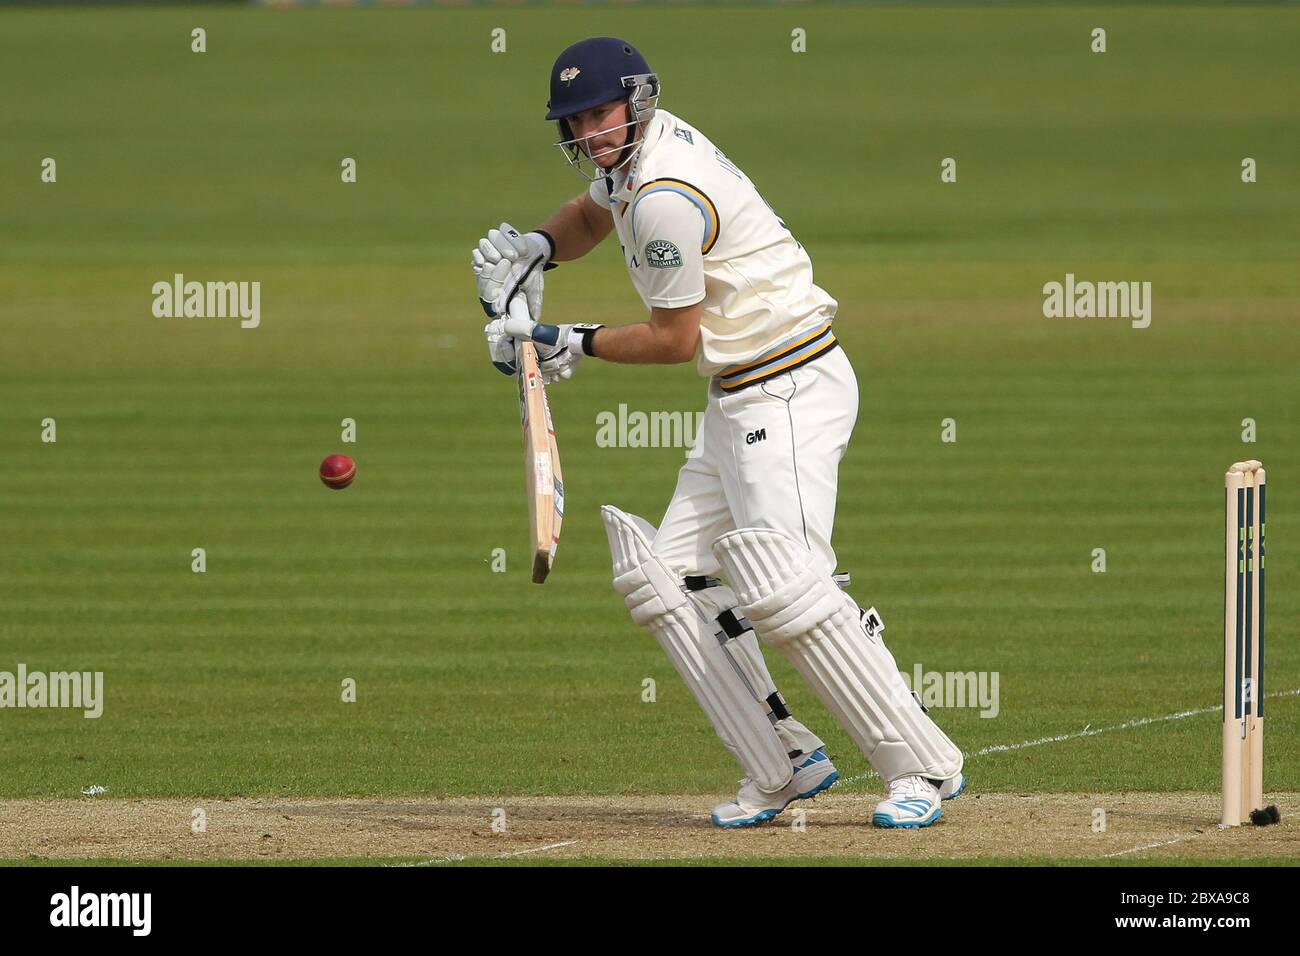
[552,101,650,183]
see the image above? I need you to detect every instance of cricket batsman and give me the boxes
[474,36,965,828]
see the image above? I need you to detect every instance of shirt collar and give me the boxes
[605,110,668,204]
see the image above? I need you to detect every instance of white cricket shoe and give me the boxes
[710,748,840,828]
[872,774,943,828]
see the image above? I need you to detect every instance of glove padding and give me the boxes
[484,317,582,384]
[470,222,552,320]
[486,298,599,385]
[484,317,519,376]
[471,247,513,318]
[537,344,582,385]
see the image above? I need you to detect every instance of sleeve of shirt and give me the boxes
[587,175,612,210]
[630,190,707,308]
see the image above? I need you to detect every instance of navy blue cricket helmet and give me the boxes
[545,37,660,182]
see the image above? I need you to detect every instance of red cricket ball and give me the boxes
[320,453,356,490]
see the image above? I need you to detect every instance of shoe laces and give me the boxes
[887,774,937,799]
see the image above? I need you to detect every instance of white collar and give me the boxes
[605,111,668,203]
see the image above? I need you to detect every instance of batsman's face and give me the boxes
[568,99,632,166]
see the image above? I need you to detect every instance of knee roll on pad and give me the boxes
[603,509,686,628]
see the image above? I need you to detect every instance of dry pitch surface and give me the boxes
[4,793,1296,865]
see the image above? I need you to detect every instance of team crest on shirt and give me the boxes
[559,67,581,85]
[645,239,683,269]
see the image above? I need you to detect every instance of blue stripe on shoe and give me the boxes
[712,753,839,828]
[894,799,931,812]
[873,805,943,829]
[795,748,829,770]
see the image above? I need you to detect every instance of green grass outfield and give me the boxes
[1,1,1298,835]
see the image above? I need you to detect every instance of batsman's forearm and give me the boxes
[536,200,601,262]
[589,323,697,365]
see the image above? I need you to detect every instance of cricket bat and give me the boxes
[512,301,564,583]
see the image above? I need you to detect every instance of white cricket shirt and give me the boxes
[587,108,839,381]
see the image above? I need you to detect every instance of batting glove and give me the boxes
[470,222,556,320]
[528,322,604,385]
[484,318,594,384]
[502,306,603,360]
[484,317,519,376]
[491,298,603,383]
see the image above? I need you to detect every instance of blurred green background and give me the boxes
[1,4,1297,800]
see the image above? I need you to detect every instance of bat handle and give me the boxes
[505,295,534,339]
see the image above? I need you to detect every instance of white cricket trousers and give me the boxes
[653,345,858,579]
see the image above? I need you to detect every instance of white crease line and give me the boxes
[387,839,579,867]
[386,854,467,867]
[1105,836,1198,859]
[499,840,579,858]
[837,770,879,787]
[839,687,1300,788]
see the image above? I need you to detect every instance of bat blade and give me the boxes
[516,335,564,584]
